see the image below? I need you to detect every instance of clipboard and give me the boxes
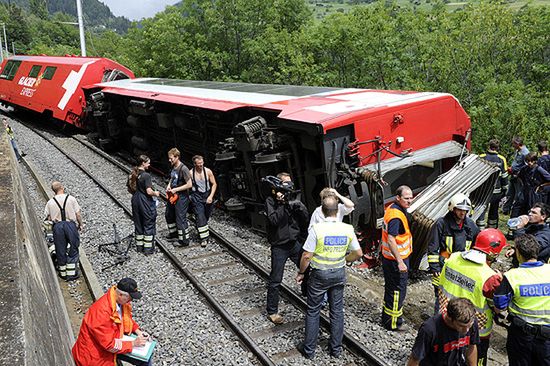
[121,334,157,362]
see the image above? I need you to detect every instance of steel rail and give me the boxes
[23,125,276,366]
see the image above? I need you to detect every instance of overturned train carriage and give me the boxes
[85,78,499,268]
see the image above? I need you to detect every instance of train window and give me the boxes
[43,66,57,80]
[28,65,42,78]
[0,60,22,80]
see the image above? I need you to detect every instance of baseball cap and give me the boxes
[117,278,142,299]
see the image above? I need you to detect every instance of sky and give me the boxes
[99,0,180,21]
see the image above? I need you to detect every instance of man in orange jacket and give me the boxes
[72,278,152,366]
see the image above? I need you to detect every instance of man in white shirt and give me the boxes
[308,188,354,230]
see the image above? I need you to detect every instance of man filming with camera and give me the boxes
[264,172,309,324]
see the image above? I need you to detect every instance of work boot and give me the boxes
[201,240,207,248]
[267,313,284,325]
[174,239,190,248]
[165,232,178,241]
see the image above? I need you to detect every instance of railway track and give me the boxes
[17,119,387,365]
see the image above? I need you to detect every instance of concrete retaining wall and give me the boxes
[0,135,74,366]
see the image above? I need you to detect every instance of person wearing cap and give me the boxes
[437,228,506,366]
[427,193,480,313]
[72,278,153,366]
[493,234,550,366]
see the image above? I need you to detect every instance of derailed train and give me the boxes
[0,55,499,268]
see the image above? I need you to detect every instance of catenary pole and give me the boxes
[2,23,7,58]
[76,0,87,56]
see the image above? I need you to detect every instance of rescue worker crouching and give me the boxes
[494,234,550,366]
[189,155,217,248]
[381,185,413,331]
[428,193,480,313]
[438,228,506,366]
[129,155,160,255]
[44,181,83,281]
[165,148,193,247]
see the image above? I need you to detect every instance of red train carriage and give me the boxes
[0,55,133,128]
[85,78,499,267]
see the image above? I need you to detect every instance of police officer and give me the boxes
[129,155,160,254]
[381,185,413,331]
[428,193,480,312]
[494,234,550,366]
[478,139,509,229]
[295,195,362,359]
[44,181,83,281]
[438,229,506,366]
[265,172,309,324]
[165,148,192,247]
[189,155,217,247]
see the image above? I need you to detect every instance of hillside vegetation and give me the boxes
[2,0,549,158]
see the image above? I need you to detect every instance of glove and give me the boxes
[168,191,179,204]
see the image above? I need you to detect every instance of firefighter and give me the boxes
[407,297,480,366]
[44,181,83,281]
[129,155,160,254]
[518,152,550,212]
[428,193,480,313]
[72,278,152,366]
[503,136,529,217]
[165,148,192,247]
[438,228,506,366]
[295,195,363,359]
[381,185,413,331]
[189,155,217,247]
[494,234,550,366]
[478,139,509,229]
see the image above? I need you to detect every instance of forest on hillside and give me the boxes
[0,0,548,157]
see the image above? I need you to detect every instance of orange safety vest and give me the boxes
[381,206,412,260]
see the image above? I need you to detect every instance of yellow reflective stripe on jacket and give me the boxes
[310,221,354,270]
[445,236,453,253]
[465,240,472,251]
[505,264,550,325]
[439,252,496,337]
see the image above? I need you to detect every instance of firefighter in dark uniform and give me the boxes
[129,155,160,254]
[428,193,480,313]
[381,185,413,331]
[538,140,550,174]
[494,234,550,366]
[44,181,83,281]
[190,155,217,248]
[478,139,509,229]
[165,148,193,247]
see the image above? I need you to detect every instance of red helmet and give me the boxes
[473,228,506,255]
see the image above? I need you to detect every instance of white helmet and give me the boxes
[448,193,472,212]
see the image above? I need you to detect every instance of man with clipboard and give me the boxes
[72,278,155,365]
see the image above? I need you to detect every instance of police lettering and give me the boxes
[324,236,348,246]
[519,283,550,297]
[18,76,37,87]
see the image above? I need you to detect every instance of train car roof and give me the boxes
[8,55,109,66]
[96,78,460,127]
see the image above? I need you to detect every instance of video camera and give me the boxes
[262,175,297,203]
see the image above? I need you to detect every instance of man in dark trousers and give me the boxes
[478,139,509,229]
[407,297,480,366]
[503,136,529,216]
[295,195,362,359]
[428,193,480,312]
[189,155,217,247]
[381,185,413,331]
[265,172,309,324]
[165,148,192,247]
[44,181,83,281]
[494,234,550,366]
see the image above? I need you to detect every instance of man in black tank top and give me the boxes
[190,155,217,247]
